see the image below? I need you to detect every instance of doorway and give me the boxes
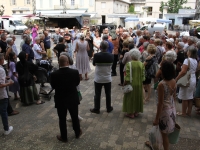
[102,15,105,24]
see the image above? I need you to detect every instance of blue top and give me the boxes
[44,36,51,49]
[105,40,114,54]
[22,43,34,62]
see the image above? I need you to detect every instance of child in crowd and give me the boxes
[39,54,53,75]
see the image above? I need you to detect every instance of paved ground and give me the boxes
[1,62,200,150]
[0,35,200,150]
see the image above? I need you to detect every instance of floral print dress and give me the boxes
[156,80,176,134]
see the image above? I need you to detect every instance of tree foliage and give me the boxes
[0,5,5,16]
[128,5,135,14]
[160,0,191,13]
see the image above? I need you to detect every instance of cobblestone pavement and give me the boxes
[1,60,200,150]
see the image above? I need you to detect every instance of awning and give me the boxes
[107,14,138,18]
[36,9,87,15]
[125,17,172,23]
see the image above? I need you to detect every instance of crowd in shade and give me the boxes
[0,23,200,150]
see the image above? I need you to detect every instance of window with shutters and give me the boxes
[26,0,31,4]
[60,0,63,6]
[49,0,53,7]
[89,0,94,6]
[71,0,75,6]
[11,0,16,5]
[79,0,84,6]
[101,2,106,9]
[40,0,43,8]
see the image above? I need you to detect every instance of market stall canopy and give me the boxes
[0,15,12,18]
[125,17,172,23]
[22,14,40,19]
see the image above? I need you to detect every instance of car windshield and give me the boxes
[13,20,23,26]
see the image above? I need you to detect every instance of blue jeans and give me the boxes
[0,98,9,131]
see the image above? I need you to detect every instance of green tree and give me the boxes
[128,5,135,14]
[160,0,191,13]
[0,5,5,16]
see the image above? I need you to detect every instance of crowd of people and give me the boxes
[0,23,200,150]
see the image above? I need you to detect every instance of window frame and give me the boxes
[101,2,106,9]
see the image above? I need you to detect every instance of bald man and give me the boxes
[50,55,82,142]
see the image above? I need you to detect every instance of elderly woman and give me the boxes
[5,38,14,60]
[85,31,94,60]
[33,37,46,64]
[93,31,101,53]
[39,34,45,52]
[176,46,198,116]
[22,37,34,62]
[141,42,149,62]
[174,42,185,75]
[16,51,45,105]
[123,48,145,118]
[154,39,163,63]
[143,44,157,102]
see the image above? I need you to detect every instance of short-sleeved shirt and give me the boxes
[22,43,34,62]
[33,43,42,60]
[53,34,61,44]
[0,65,8,99]
[0,40,7,54]
[44,36,51,49]
[54,44,66,59]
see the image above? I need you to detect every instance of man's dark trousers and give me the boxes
[94,82,111,110]
[111,54,118,75]
[57,105,80,140]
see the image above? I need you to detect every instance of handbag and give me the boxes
[78,91,82,101]
[122,62,133,94]
[168,123,181,144]
[177,58,191,87]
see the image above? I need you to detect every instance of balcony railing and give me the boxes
[131,0,146,3]
[54,4,78,10]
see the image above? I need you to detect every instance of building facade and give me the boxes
[131,0,196,19]
[0,0,33,16]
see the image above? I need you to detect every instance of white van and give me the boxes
[139,24,165,35]
[2,18,28,34]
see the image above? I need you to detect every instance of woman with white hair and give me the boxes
[174,42,185,76]
[176,46,198,116]
[33,37,46,64]
[5,38,14,60]
[123,48,145,118]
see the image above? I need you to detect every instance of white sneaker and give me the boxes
[67,118,72,122]
[4,126,13,135]
[78,115,83,121]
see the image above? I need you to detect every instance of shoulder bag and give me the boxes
[122,62,133,94]
[177,58,191,87]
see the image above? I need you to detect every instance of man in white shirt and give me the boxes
[90,41,114,114]
[10,35,19,56]
[0,53,14,135]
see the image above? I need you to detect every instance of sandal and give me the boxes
[85,78,89,81]
[125,114,135,119]
[80,77,83,81]
[145,141,153,150]
[14,97,20,100]
[134,112,139,117]
[36,101,45,105]
[176,112,187,117]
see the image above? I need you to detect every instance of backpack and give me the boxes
[145,56,157,79]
